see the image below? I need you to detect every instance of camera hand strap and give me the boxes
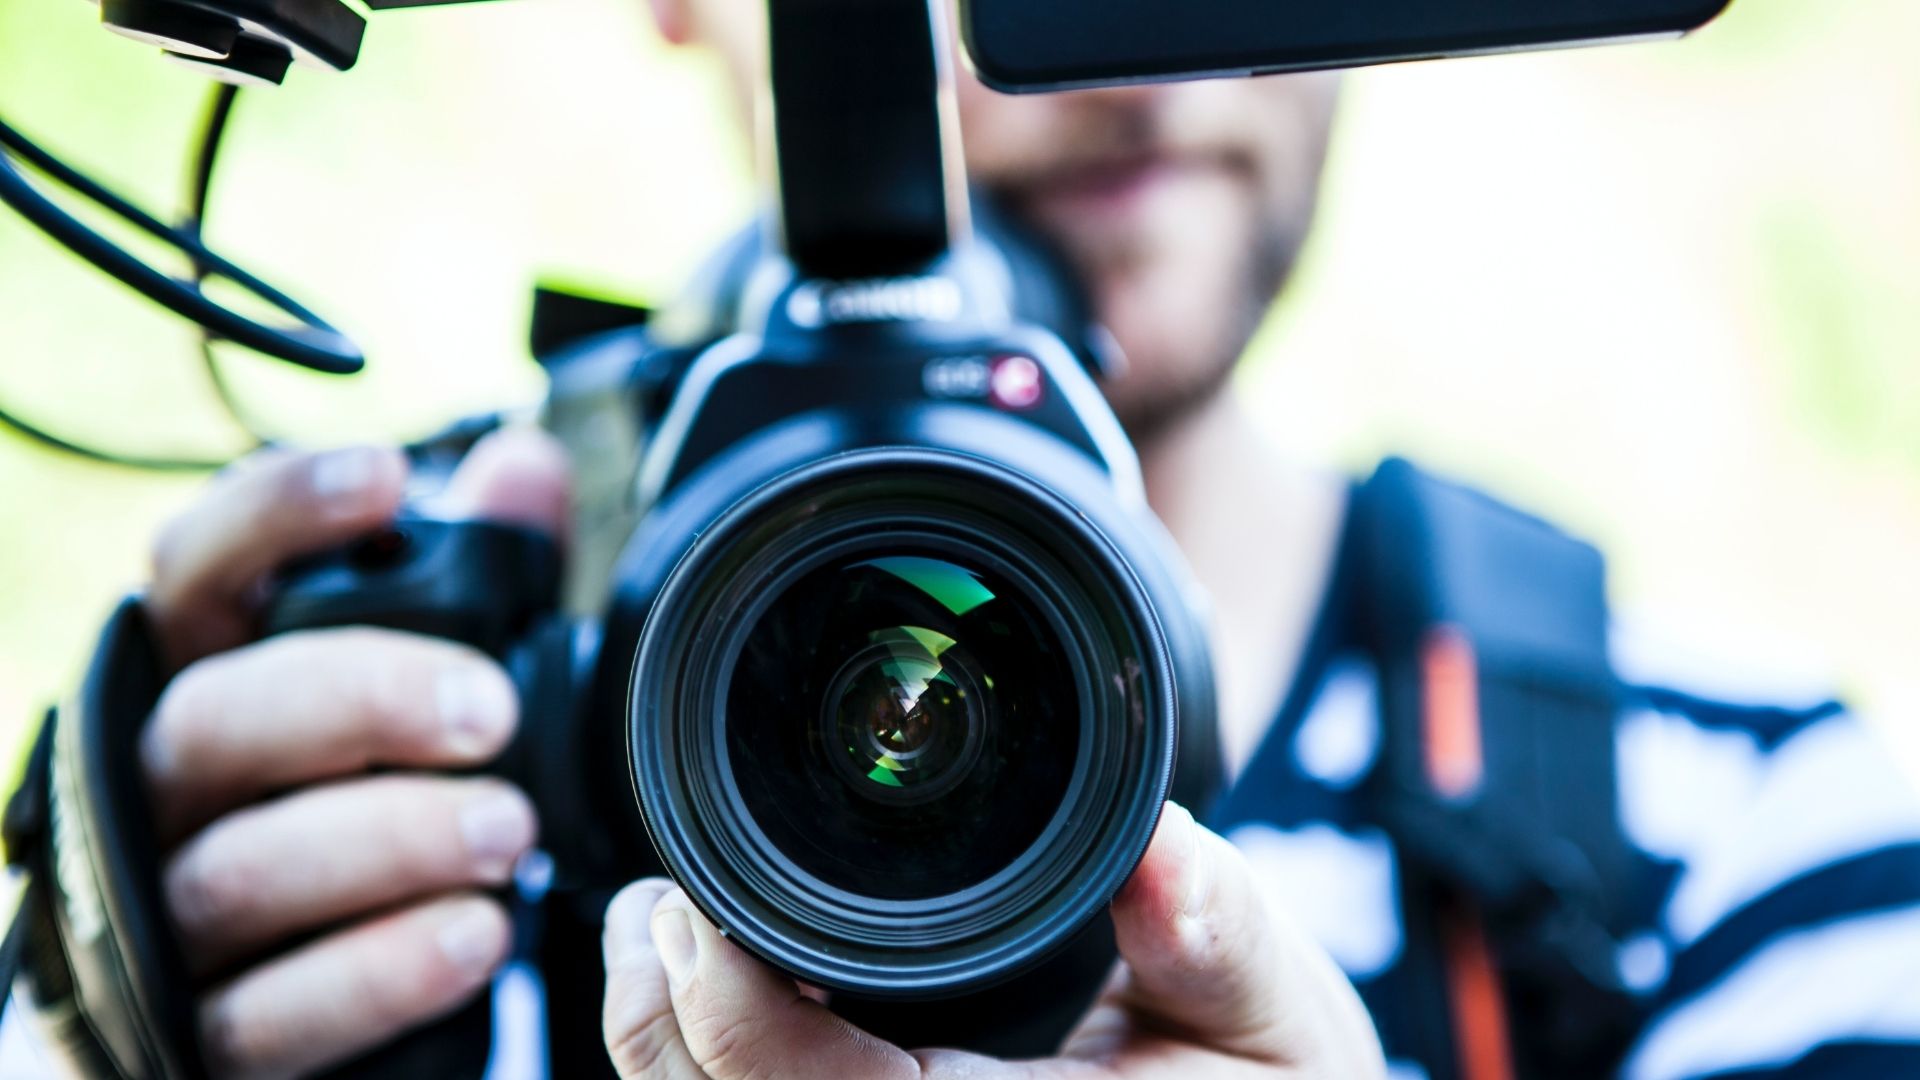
[0,600,203,1078]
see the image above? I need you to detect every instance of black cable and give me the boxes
[0,401,234,472]
[0,89,242,471]
[0,111,362,373]
[187,84,238,224]
[184,84,275,450]
[0,111,188,250]
[0,84,336,470]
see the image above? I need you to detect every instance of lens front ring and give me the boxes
[629,448,1178,998]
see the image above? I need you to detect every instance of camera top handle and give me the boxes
[768,0,969,280]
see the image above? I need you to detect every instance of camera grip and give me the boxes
[263,517,562,653]
[262,517,562,1080]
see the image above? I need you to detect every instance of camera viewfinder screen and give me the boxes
[959,0,1734,92]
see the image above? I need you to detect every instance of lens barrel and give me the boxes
[629,449,1178,998]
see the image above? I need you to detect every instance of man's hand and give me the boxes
[599,803,1388,1079]
[140,429,571,1079]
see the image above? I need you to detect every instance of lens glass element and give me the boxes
[823,623,986,805]
[723,548,1082,901]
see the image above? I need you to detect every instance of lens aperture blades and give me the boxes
[824,625,987,807]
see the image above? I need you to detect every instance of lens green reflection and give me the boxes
[726,544,1080,898]
[854,556,997,616]
[828,626,983,802]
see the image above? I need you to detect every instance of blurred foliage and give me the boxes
[1243,0,1920,763]
[1,0,1916,768]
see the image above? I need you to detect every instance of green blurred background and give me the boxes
[1,0,1915,770]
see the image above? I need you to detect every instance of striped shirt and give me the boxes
[1212,609,1920,1079]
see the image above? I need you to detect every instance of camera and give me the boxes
[0,0,1739,1075]
[266,194,1221,1016]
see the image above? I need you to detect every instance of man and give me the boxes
[40,0,1920,1076]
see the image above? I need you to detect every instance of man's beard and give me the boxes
[972,85,1335,447]
[1102,211,1302,446]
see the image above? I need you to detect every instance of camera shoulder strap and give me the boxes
[1350,458,1651,1080]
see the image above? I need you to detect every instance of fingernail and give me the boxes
[460,788,535,881]
[437,666,515,758]
[437,904,504,978]
[309,446,386,500]
[603,883,658,967]
[1169,803,1213,917]
[652,905,697,987]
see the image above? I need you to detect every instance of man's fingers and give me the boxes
[1104,803,1384,1075]
[143,628,517,842]
[149,446,409,669]
[198,892,510,1080]
[651,888,916,1080]
[601,880,703,1079]
[1109,803,1283,1056]
[145,427,571,674]
[435,425,573,538]
[166,775,536,975]
[601,882,920,1080]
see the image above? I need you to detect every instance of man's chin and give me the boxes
[1104,368,1236,447]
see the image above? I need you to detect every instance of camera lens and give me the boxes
[725,549,1078,899]
[631,450,1180,997]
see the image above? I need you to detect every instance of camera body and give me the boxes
[262,207,1222,1058]
[597,223,1221,993]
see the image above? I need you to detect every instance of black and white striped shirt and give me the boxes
[1213,610,1920,1080]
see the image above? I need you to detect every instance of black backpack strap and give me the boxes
[1352,458,1647,1080]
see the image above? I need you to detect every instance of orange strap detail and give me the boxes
[1421,625,1484,800]
[1420,626,1513,1080]
[1440,905,1517,1080]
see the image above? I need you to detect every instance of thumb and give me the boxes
[1106,803,1386,1074]
[600,880,919,1080]
[601,879,702,1078]
[436,425,573,541]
